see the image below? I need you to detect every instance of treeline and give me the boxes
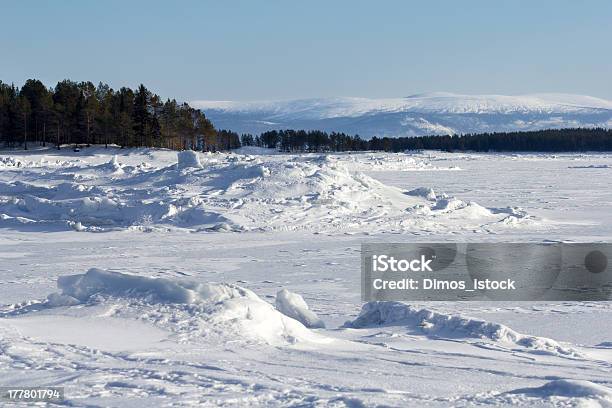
[4,80,610,154]
[0,79,221,150]
[391,128,612,152]
[235,127,612,153]
[238,129,369,151]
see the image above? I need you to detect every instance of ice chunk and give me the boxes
[46,292,80,307]
[177,150,203,169]
[107,155,123,173]
[275,289,325,328]
[406,187,437,201]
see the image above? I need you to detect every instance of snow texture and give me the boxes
[45,268,327,346]
[0,148,532,233]
[176,150,203,169]
[275,289,325,328]
[510,379,612,399]
[1,147,612,406]
[347,301,580,357]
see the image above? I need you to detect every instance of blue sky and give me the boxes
[2,0,611,101]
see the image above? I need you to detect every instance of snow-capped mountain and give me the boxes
[192,92,612,138]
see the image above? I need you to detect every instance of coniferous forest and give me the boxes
[244,128,612,153]
[0,79,219,151]
[380,128,612,152]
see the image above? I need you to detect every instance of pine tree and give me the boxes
[15,95,31,149]
[132,84,151,147]
[79,81,98,146]
[20,79,49,146]
[95,82,113,148]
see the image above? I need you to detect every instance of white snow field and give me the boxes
[1,147,612,407]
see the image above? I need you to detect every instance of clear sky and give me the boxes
[2,0,611,101]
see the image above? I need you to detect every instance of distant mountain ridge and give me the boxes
[192,92,612,138]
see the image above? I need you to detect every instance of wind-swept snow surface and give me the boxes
[0,149,533,233]
[347,301,580,357]
[516,379,612,398]
[193,92,612,137]
[1,147,612,406]
[2,267,611,407]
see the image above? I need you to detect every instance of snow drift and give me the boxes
[509,379,612,400]
[275,289,325,329]
[44,268,328,345]
[347,301,580,357]
[52,268,242,305]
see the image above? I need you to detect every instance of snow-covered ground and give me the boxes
[1,147,611,407]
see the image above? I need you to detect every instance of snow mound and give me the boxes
[43,269,328,345]
[97,155,124,174]
[340,153,460,172]
[0,156,80,169]
[233,146,280,155]
[275,289,325,329]
[347,301,580,357]
[0,150,534,232]
[432,198,495,218]
[407,187,437,201]
[0,156,25,168]
[177,150,203,169]
[53,268,240,304]
[509,379,612,400]
[108,156,123,172]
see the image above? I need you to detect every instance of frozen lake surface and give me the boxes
[0,147,611,406]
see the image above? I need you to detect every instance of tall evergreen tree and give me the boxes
[15,95,31,149]
[132,84,151,147]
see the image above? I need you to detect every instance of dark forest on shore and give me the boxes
[0,79,224,151]
[238,128,612,153]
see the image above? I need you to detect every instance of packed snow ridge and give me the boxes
[0,149,534,233]
[347,301,581,357]
[43,268,328,345]
[193,92,612,137]
[509,379,612,400]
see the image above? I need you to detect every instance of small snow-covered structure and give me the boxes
[275,289,325,329]
[177,150,203,169]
